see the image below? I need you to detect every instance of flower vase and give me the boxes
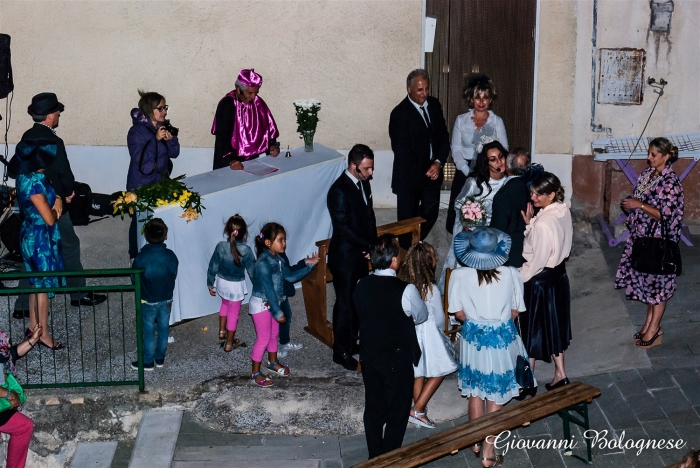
[301,129,315,152]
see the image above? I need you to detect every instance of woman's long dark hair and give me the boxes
[255,222,286,257]
[224,215,248,267]
[470,140,507,197]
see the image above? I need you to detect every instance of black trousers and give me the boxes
[361,352,414,459]
[15,213,86,310]
[329,263,365,356]
[395,177,442,250]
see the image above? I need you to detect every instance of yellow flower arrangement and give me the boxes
[112,175,205,226]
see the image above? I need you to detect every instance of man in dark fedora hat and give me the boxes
[12,92,106,317]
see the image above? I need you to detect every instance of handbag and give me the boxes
[0,372,26,412]
[515,319,535,390]
[630,214,682,276]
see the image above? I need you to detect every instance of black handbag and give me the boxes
[630,215,682,276]
[515,317,535,390]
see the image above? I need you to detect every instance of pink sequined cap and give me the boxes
[237,69,263,88]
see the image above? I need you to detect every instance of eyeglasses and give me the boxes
[155,105,169,112]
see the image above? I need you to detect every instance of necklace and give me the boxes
[633,169,661,198]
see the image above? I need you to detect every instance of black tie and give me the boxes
[357,181,366,204]
[420,106,431,129]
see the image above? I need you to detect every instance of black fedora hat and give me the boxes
[8,138,57,179]
[27,92,65,116]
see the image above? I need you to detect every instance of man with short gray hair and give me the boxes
[389,69,450,249]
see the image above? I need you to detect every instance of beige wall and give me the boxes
[1,0,422,150]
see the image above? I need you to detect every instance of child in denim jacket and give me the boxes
[131,218,179,371]
[248,222,319,387]
[207,215,255,352]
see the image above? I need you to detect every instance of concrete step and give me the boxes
[128,410,183,468]
[70,441,118,468]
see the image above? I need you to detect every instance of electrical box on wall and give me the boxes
[597,48,646,105]
[650,0,674,33]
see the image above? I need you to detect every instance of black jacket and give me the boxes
[388,96,450,194]
[20,123,75,199]
[326,172,377,272]
[490,176,529,267]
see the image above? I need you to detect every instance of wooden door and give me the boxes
[426,0,537,152]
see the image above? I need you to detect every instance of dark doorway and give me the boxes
[426,0,537,153]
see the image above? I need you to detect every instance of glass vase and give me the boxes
[301,129,315,152]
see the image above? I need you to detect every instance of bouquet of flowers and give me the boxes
[293,98,321,135]
[457,197,487,229]
[112,175,205,226]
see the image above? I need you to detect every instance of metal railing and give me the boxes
[0,268,145,392]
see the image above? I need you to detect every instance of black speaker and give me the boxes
[0,34,13,100]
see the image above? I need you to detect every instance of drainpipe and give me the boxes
[590,0,612,135]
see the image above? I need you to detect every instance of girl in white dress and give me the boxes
[399,242,458,429]
[448,227,531,467]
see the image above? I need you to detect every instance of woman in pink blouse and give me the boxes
[517,172,573,398]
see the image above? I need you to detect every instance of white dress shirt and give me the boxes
[372,268,428,324]
[344,169,367,204]
[520,202,573,283]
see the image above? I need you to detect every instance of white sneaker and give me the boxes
[277,348,288,358]
[282,342,303,351]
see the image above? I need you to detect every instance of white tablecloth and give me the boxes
[139,144,346,324]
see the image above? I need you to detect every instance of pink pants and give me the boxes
[0,412,33,468]
[219,299,242,332]
[250,310,279,362]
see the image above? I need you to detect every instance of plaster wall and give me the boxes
[0,0,422,151]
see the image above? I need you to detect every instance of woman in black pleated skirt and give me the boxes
[518,172,573,395]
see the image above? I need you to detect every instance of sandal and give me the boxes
[223,338,241,353]
[408,407,436,429]
[636,329,663,349]
[218,330,226,340]
[470,444,481,458]
[267,360,290,376]
[250,371,274,388]
[482,454,504,467]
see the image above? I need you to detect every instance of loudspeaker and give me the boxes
[0,212,21,256]
[0,34,13,100]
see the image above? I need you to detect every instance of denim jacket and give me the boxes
[207,241,255,288]
[251,249,314,319]
[132,243,179,303]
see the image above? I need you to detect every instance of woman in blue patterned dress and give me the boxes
[10,138,65,350]
[615,137,684,349]
[447,227,528,467]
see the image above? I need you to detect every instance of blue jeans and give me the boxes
[141,300,172,365]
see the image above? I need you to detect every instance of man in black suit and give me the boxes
[353,235,427,458]
[490,148,531,267]
[13,93,106,317]
[326,144,377,371]
[389,69,450,249]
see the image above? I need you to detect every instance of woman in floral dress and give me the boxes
[615,137,684,349]
[10,138,65,349]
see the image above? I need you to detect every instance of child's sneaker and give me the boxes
[282,342,303,351]
[155,359,165,368]
[131,361,154,371]
[277,348,288,358]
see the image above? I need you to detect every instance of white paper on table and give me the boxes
[242,159,279,176]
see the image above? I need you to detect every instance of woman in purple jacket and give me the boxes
[126,90,180,258]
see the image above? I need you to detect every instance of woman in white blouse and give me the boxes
[518,172,573,395]
[446,74,508,233]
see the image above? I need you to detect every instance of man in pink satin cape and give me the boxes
[211,69,280,170]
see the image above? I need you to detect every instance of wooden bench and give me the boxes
[301,217,425,348]
[352,381,601,468]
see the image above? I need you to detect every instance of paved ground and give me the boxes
[3,206,698,467]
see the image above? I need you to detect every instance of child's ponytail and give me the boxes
[224,215,248,267]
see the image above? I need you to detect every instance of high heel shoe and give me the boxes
[633,330,644,340]
[636,329,663,349]
[513,386,538,401]
[545,378,570,391]
[470,444,481,458]
[39,339,65,351]
[482,454,504,467]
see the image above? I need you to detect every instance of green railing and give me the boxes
[0,268,146,392]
